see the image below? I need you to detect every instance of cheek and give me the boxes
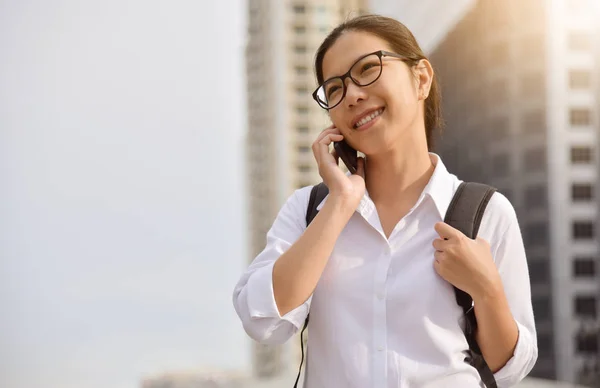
[382,71,419,104]
[329,111,351,132]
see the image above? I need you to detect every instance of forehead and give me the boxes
[321,31,393,80]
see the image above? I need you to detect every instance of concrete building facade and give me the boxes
[370,0,600,383]
[245,0,367,380]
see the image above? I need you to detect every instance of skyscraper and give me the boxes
[244,0,367,380]
[372,0,600,384]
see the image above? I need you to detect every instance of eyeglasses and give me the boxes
[312,50,409,110]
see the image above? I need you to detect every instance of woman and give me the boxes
[233,14,537,388]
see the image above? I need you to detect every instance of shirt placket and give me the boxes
[372,242,392,387]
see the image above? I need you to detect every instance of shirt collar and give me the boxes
[420,153,457,220]
[315,153,457,220]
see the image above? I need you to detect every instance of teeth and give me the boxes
[355,109,383,128]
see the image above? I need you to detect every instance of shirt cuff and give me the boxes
[493,321,536,384]
[245,260,311,330]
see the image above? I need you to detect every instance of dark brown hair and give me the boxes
[314,14,443,150]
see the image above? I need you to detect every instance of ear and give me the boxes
[415,59,434,101]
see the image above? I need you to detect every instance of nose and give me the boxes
[343,77,367,108]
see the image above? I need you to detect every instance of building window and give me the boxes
[488,78,509,106]
[573,258,596,277]
[572,183,593,201]
[294,45,307,54]
[296,106,308,115]
[525,186,547,208]
[521,109,546,134]
[524,148,546,171]
[570,108,592,126]
[538,333,554,356]
[296,86,308,95]
[298,164,311,173]
[294,25,306,34]
[569,70,591,89]
[489,116,509,141]
[492,154,510,175]
[573,222,594,239]
[297,126,309,133]
[297,180,311,189]
[576,332,599,354]
[297,145,310,153]
[295,66,308,75]
[571,147,593,163]
[575,296,597,318]
[527,222,549,245]
[529,261,550,285]
[532,296,552,320]
[569,32,591,51]
[292,5,306,14]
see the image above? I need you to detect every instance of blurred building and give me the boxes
[244,0,368,382]
[369,0,476,53]
[140,370,246,388]
[139,370,581,388]
[372,0,600,385]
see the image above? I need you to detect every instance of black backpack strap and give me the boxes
[294,183,329,388]
[305,182,329,227]
[444,182,497,388]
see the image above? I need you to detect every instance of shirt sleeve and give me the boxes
[232,187,313,345]
[488,194,539,387]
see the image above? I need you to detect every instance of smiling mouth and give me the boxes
[353,108,384,129]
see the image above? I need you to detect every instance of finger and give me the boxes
[434,222,460,240]
[432,238,448,251]
[315,126,341,143]
[318,133,344,146]
[313,133,343,154]
[434,250,445,262]
[355,156,365,177]
[313,134,344,162]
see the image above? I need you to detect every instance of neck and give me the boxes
[364,130,434,206]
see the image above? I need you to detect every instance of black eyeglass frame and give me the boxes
[312,50,410,110]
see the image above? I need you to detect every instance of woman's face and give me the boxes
[321,31,431,155]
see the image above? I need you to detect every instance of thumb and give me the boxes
[475,236,490,248]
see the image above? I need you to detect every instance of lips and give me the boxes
[352,107,385,129]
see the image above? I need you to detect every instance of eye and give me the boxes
[362,63,375,71]
[361,62,379,73]
[327,85,341,98]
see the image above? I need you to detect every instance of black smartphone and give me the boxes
[334,140,358,174]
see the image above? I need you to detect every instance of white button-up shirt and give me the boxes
[233,155,538,388]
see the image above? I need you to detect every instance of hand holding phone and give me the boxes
[334,139,358,174]
[312,125,365,206]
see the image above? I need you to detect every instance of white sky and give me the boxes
[0,1,249,387]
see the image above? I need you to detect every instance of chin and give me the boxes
[353,139,384,157]
[353,130,392,155]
